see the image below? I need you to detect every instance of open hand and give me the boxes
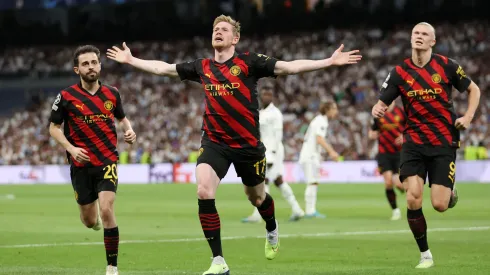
[107,42,133,64]
[330,44,362,65]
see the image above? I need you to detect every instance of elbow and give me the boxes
[285,65,298,75]
[48,123,60,137]
[276,62,296,75]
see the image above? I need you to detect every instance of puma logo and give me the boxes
[75,103,84,110]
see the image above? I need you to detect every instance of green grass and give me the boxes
[0,183,489,275]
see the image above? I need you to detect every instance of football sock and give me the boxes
[407,208,429,252]
[385,188,397,209]
[198,199,222,257]
[279,182,303,214]
[104,227,119,267]
[305,184,318,215]
[258,193,277,232]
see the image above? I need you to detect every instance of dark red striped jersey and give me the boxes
[176,52,277,148]
[378,54,472,148]
[49,82,126,167]
[371,106,406,153]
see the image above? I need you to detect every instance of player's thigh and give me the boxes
[233,147,266,187]
[197,143,231,181]
[428,149,456,210]
[93,163,118,195]
[427,148,457,189]
[301,161,320,184]
[196,142,231,198]
[399,143,426,185]
[70,165,98,206]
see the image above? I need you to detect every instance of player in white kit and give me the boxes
[299,101,340,218]
[242,82,305,223]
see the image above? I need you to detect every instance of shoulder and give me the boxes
[178,58,206,68]
[273,107,283,117]
[59,84,78,98]
[102,84,120,95]
[238,52,270,61]
[236,52,253,63]
[433,54,449,65]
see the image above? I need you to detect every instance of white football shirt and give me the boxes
[299,114,329,162]
[259,103,284,164]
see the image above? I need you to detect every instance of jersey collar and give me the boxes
[408,53,435,69]
[212,52,238,65]
[77,80,102,96]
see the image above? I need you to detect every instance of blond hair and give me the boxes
[213,15,241,37]
[415,22,436,39]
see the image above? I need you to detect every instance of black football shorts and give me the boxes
[399,142,457,189]
[70,163,118,205]
[197,139,266,186]
[376,152,401,174]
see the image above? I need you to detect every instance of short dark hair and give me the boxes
[319,101,336,115]
[73,45,100,66]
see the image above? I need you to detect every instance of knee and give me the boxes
[432,200,448,213]
[406,190,422,209]
[384,178,393,188]
[99,202,114,221]
[273,176,283,187]
[197,184,215,199]
[248,194,264,207]
[80,214,96,228]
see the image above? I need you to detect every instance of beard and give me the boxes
[81,71,99,83]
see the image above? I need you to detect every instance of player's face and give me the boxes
[326,104,339,119]
[411,24,436,51]
[212,22,239,50]
[260,89,273,107]
[74,52,101,83]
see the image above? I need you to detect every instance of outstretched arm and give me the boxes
[274,44,361,75]
[107,42,178,77]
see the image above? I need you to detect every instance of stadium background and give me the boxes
[1,0,489,274]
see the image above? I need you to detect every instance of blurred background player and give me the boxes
[241,81,305,223]
[299,101,340,218]
[49,45,136,275]
[372,22,481,269]
[107,14,361,275]
[368,101,406,220]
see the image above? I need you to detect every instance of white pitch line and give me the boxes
[1,226,488,249]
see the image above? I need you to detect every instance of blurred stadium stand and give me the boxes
[0,0,488,165]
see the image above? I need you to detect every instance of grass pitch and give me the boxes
[0,183,489,274]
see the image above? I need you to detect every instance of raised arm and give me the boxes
[107,42,178,77]
[274,44,362,75]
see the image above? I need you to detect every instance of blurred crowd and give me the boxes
[0,20,489,165]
